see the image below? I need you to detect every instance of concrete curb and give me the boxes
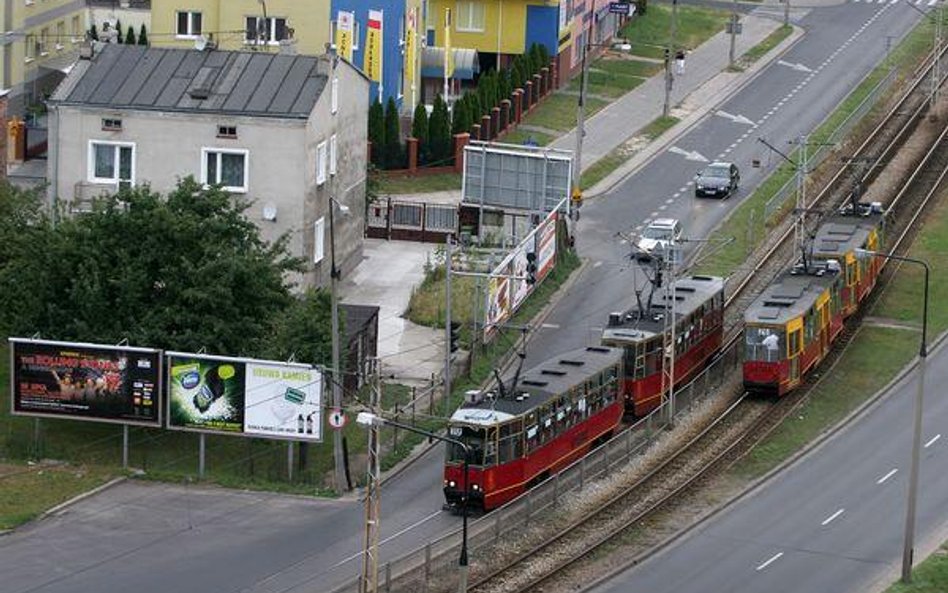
[581,329,948,592]
[585,24,805,199]
[39,476,128,521]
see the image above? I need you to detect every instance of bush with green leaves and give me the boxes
[383,96,403,169]
[411,102,429,164]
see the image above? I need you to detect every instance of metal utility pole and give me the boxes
[932,5,942,109]
[329,197,348,494]
[360,359,382,593]
[663,0,679,117]
[784,0,790,27]
[794,134,808,253]
[661,247,679,426]
[573,37,589,203]
[443,235,453,416]
[729,0,739,68]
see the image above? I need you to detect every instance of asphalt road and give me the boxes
[589,337,948,593]
[0,3,928,592]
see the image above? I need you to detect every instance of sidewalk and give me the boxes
[347,9,802,386]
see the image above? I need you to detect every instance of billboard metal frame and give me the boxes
[164,351,325,442]
[8,337,164,428]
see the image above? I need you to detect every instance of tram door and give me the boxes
[817,293,830,356]
[787,317,804,386]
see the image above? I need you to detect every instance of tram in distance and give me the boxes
[443,346,623,512]
[601,275,725,416]
[744,202,885,395]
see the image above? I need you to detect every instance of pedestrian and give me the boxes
[675,49,686,75]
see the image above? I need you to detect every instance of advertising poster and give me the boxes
[364,9,383,82]
[10,338,161,426]
[485,272,511,339]
[537,214,557,280]
[510,246,531,312]
[167,352,323,441]
[168,355,245,433]
[335,10,354,61]
[244,362,322,441]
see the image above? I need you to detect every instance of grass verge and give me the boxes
[622,4,730,60]
[886,541,948,592]
[580,115,680,191]
[501,128,555,147]
[377,172,461,195]
[740,25,793,65]
[522,93,608,132]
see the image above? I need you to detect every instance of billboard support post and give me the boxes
[287,442,294,481]
[33,418,40,457]
[122,425,129,469]
[198,433,206,480]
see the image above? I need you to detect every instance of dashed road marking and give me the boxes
[925,434,941,448]
[756,552,784,571]
[877,468,898,484]
[541,322,561,329]
[822,508,845,526]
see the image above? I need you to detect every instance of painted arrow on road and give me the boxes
[669,146,709,162]
[715,110,756,126]
[777,60,813,73]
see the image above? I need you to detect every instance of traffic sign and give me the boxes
[328,408,346,429]
[609,2,633,15]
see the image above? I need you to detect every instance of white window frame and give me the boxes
[456,1,485,32]
[316,141,328,185]
[87,140,136,186]
[313,216,326,264]
[329,135,337,176]
[175,10,203,38]
[201,147,249,193]
[245,16,288,45]
[331,77,338,115]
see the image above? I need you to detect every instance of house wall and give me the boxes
[559,0,618,75]
[88,4,151,41]
[49,105,310,269]
[426,0,555,57]
[303,55,369,287]
[1,0,87,114]
[149,0,331,54]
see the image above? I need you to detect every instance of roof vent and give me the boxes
[189,88,211,100]
[541,369,567,376]
[558,359,584,367]
[522,380,548,387]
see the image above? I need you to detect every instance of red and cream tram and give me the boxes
[443,346,623,512]
[744,204,884,395]
[601,275,725,416]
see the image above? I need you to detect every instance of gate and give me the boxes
[367,197,458,243]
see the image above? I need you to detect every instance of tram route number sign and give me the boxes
[329,408,346,429]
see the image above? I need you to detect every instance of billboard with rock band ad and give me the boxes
[9,338,162,426]
[166,352,323,441]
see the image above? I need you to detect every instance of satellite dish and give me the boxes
[262,203,277,221]
[194,35,208,51]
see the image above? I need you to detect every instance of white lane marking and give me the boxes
[669,146,710,162]
[659,205,668,210]
[877,468,898,484]
[925,434,941,448]
[592,261,603,269]
[541,322,561,329]
[666,198,675,204]
[756,552,784,571]
[331,510,444,568]
[777,60,814,73]
[650,211,659,217]
[822,508,845,526]
[729,142,738,149]
[678,185,689,192]
[929,0,937,5]
[715,110,756,126]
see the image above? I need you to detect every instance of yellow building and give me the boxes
[1,0,88,114]
[149,0,331,55]
[426,0,560,71]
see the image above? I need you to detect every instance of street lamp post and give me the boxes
[329,196,351,494]
[663,0,679,117]
[858,249,929,584]
[356,412,471,592]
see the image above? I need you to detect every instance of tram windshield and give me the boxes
[745,326,785,362]
[445,424,487,465]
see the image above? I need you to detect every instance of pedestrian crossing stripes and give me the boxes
[851,0,937,4]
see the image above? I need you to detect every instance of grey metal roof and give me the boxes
[745,262,840,326]
[601,275,725,344]
[50,44,327,119]
[811,210,883,259]
[459,346,623,419]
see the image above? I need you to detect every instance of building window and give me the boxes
[176,11,203,37]
[313,217,325,264]
[329,135,337,176]
[101,118,122,131]
[56,21,65,50]
[245,16,288,44]
[217,125,238,138]
[71,16,80,42]
[456,1,485,32]
[331,77,338,115]
[88,141,134,188]
[39,28,49,55]
[202,148,248,193]
[316,141,328,185]
[24,34,35,61]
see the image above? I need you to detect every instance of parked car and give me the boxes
[637,218,682,258]
[695,162,740,198]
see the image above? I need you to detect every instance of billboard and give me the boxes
[484,203,561,340]
[462,142,572,214]
[9,338,161,426]
[167,353,323,441]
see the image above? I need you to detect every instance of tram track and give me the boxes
[462,45,948,593]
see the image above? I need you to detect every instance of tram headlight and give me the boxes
[448,480,457,488]
[471,484,480,491]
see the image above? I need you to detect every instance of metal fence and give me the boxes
[328,340,744,593]
[763,67,897,222]
[367,197,459,242]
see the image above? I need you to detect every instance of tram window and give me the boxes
[788,328,802,356]
[635,355,646,379]
[606,365,618,383]
[745,326,785,362]
[525,424,539,452]
[498,422,522,463]
[804,311,815,341]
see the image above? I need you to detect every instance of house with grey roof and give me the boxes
[47,42,369,289]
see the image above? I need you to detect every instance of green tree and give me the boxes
[125,25,136,45]
[537,43,550,70]
[263,288,336,367]
[451,98,468,135]
[383,96,403,169]
[367,99,385,167]
[115,19,123,43]
[411,102,429,164]
[138,24,149,45]
[428,94,451,164]
[2,178,302,354]
[0,183,50,335]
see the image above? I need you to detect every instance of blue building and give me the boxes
[331,0,421,110]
